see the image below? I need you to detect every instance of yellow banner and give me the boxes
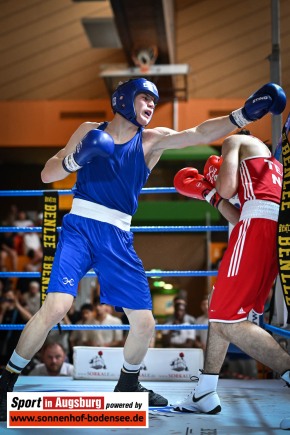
[277,121,290,316]
[41,192,59,306]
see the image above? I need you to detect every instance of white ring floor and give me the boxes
[0,376,289,434]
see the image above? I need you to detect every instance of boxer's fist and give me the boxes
[62,129,115,173]
[230,83,286,128]
[203,155,223,186]
[174,167,222,208]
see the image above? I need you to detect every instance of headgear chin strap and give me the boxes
[111,78,159,127]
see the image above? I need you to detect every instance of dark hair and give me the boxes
[80,303,94,312]
[173,296,187,307]
[27,249,35,259]
[93,296,100,305]
[173,295,186,302]
[237,128,251,135]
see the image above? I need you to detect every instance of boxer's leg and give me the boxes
[0,293,74,421]
[214,320,290,375]
[114,308,168,406]
[14,292,74,361]
[174,321,225,414]
[122,308,155,365]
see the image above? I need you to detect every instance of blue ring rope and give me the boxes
[0,324,289,338]
[0,270,218,278]
[0,187,176,196]
[0,324,207,331]
[264,324,290,338]
[0,225,228,233]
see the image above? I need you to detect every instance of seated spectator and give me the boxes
[0,232,18,272]
[21,212,43,262]
[2,204,18,227]
[13,211,34,256]
[28,342,74,376]
[161,298,196,348]
[95,302,123,347]
[13,211,43,263]
[20,280,41,315]
[23,229,43,263]
[69,303,103,348]
[194,297,209,352]
[47,312,72,360]
[24,249,42,273]
[17,249,42,295]
[0,279,10,300]
[0,289,32,367]
[168,296,196,325]
[13,210,33,228]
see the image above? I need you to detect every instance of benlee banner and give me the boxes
[7,392,148,429]
[277,120,290,319]
[41,191,59,306]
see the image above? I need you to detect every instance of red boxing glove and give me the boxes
[174,167,222,208]
[203,155,223,186]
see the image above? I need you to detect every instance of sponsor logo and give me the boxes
[62,277,74,286]
[206,165,218,185]
[89,351,106,370]
[170,352,189,372]
[76,141,82,153]
[143,82,157,93]
[192,391,213,403]
[252,96,270,103]
[237,307,246,315]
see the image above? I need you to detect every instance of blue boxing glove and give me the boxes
[230,83,286,128]
[62,129,115,173]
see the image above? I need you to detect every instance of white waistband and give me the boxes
[240,199,279,222]
[70,198,132,231]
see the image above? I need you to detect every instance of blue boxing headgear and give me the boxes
[111,78,159,127]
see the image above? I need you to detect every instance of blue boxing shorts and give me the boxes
[47,213,152,310]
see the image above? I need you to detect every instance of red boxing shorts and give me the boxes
[209,201,279,322]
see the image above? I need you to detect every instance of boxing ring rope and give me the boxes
[0,271,217,278]
[0,323,288,339]
[0,187,176,197]
[0,225,228,233]
[0,188,289,340]
[0,324,208,331]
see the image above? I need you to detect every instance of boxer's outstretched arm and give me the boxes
[151,82,286,153]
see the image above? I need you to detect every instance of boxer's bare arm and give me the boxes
[142,116,235,170]
[218,200,240,226]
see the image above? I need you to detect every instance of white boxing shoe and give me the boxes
[173,389,221,414]
[173,373,221,414]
